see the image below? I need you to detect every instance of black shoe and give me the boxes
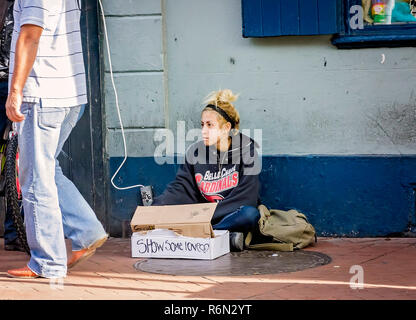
[229,232,244,252]
[4,238,26,252]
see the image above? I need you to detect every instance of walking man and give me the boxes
[6,0,108,279]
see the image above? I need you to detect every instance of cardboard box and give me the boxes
[130,203,230,259]
[130,203,219,238]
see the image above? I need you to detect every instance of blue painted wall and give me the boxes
[109,156,416,237]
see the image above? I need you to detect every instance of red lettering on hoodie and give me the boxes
[195,170,239,202]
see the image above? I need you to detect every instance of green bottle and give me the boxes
[372,0,387,23]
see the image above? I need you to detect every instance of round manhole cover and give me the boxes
[134,250,331,276]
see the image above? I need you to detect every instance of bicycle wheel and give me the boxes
[5,133,30,255]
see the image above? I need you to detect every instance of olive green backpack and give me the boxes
[245,204,317,251]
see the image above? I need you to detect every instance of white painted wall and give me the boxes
[102,0,165,158]
[103,0,416,157]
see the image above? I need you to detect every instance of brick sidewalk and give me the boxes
[0,237,415,300]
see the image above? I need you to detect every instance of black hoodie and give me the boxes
[152,132,261,224]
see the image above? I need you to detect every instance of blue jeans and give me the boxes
[212,206,260,233]
[16,100,107,278]
[4,208,24,244]
[0,81,20,245]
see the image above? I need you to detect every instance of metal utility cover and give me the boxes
[135,250,332,276]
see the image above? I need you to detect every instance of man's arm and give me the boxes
[6,24,43,122]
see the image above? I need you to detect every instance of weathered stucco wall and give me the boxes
[163,0,416,156]
[102,0,166,159]
[103,0,416,158]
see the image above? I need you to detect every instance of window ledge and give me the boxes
[332,33,416,49]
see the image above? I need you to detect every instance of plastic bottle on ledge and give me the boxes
[372,0,395,24]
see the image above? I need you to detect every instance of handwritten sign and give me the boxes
[131,229,230,260]
[136,239,210,254]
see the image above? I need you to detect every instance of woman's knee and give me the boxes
[239,206,260,227]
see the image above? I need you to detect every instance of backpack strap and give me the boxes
[245,231,294,252]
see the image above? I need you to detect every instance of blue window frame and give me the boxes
[242,0,416,48]
[332,0,416,48]
[242,0,339,37]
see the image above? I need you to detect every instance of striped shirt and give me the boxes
[9,0,87,107]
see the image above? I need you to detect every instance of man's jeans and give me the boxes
[16,100,107,278]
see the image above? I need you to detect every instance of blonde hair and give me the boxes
[202,89,240,132]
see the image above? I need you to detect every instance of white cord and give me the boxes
[98,0,144,190]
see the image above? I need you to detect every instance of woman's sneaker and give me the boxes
[229,232,244,252]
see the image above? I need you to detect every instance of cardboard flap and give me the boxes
[130,203,218,238]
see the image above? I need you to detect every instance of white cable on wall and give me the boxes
[98,0,144,190]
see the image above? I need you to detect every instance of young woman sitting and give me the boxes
[151,89,262,251]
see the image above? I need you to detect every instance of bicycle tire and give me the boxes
[5,134,30,255]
